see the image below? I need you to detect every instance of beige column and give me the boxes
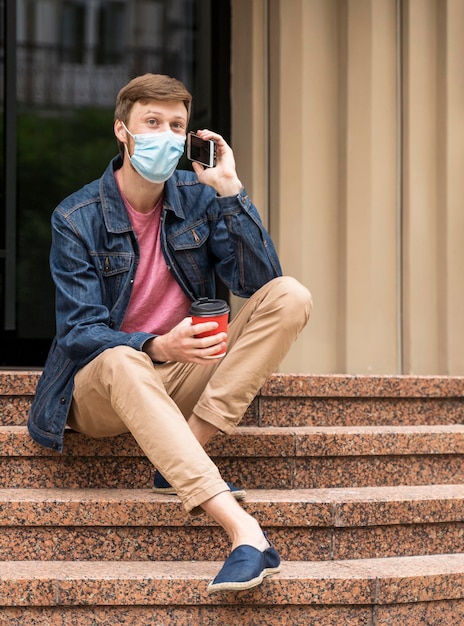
[264,0,399,373]
[230,0,464,375]
[230,0,270,318]
[342,0,399,374]
[402,0,464,374]
[444,0,464,374]
[402,0,440,373]
[262,0,344,373]
[230,0,268,219]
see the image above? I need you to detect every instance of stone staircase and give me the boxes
[0,369,464,625]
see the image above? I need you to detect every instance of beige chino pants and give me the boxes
[68,276,312,514]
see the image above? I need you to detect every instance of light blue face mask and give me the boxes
[122,123,186,183]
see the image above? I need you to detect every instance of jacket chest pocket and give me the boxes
[167,223,210,287]
[95,253,133,307]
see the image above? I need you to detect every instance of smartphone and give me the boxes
[187,132,217,168]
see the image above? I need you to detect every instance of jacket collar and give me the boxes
[100,156,186,232]
[163,176,186,219]
[99,156,133,234]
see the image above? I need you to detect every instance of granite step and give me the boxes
[258,374,464,427]
[0,485,463,562]
[1,555,464,625]
[1,370,464,427]
[0,424,463,489]
[1,370,463,623]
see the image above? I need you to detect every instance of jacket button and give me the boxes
[60,397,66,404]
[109,320,115,328]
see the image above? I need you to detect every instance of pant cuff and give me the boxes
[192,408,236,435]
[183,480,231,516]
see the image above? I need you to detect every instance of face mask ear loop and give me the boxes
[123,143,132,161]
[121,121,135,139]
[121,122,134,159]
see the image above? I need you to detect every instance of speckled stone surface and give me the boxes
[2,424,464,458]
[2,371,464,428]
[3,370,462,397]
[259,374,464,428]
[1,555,464,607]
[0,605,376,625]
[259,374,464,398]
[0,370,41,395]
[0,396,33,425]
[2,514,463,565]
[0,485,463,563]
[1,370,464,622]
[332,522,464,561]
[1,602,463,625]
[374,599,464,625]
[1,424,463,489]
[259,396,464,427]
[294,455,464,490]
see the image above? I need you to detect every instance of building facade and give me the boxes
[1,0,463,375]
[231,0,464,375]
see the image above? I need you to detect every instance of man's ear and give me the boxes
[114,119,127,143]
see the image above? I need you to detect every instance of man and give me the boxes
[28,74,312,593]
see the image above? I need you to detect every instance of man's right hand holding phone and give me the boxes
[189,129,242,198]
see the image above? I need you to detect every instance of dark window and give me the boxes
[0,0,231,366]
[96,2,126,66]
[61,1,86,64]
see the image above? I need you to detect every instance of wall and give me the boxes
[231,0,464,375]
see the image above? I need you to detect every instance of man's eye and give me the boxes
[147,119,158,126]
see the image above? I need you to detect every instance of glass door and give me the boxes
[0,0,231,366]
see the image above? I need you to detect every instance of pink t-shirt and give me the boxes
[116,179,191,335]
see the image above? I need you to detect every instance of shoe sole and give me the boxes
[152,487,247,501]
[207,564,281,595]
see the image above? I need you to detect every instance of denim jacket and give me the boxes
[28,156,282,451]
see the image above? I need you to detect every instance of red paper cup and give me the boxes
[189,298,230,358]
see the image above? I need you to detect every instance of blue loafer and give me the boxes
[153,470,246,501]
[207,534,281,594]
